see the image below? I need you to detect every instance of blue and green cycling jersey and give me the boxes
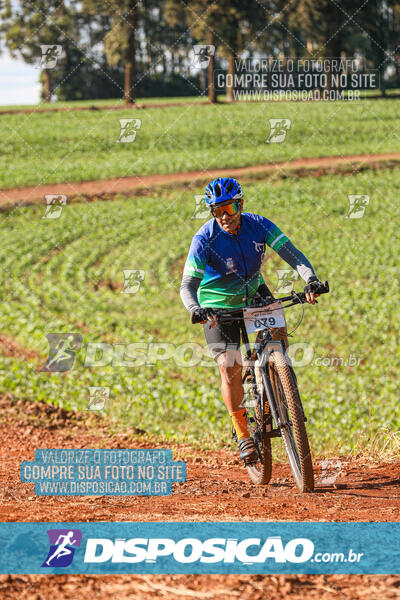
[183,212,290,308]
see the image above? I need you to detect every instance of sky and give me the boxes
[0,53,40,106]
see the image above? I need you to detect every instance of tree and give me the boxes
[47,7,127,102]
[360,0,400,94]
[0,0,74,101]
[286,0,385,91]
[216,1,247,102]
[165,0,220,103]
[83,0,143,104]
[141,2,192,78]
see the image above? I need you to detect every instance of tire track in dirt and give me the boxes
[1,153,400,207]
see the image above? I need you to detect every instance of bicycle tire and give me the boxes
[244,361,272,486]
[268,349,314,492]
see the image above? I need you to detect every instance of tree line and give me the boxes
[1,0,399,102]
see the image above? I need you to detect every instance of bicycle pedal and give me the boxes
[243,451,258,466]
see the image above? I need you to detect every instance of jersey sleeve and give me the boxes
[183,235,207,279]
[261,217,290,251]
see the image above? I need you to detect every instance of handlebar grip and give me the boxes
[191,311,204,324]
[288,280,329,305]
[306,280,329,295]
[319,280,329,294]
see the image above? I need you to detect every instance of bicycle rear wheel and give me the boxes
[268,349,314,492]
[243,362,272,485]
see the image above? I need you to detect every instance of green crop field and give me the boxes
[1,89,398,112]
[0,166,398,455]
[1,98,399,189]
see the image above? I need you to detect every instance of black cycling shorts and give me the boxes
[203,319,242,360]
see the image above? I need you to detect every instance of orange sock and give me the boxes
[230,408,249,441]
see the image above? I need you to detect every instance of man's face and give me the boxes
[213,199,243,234]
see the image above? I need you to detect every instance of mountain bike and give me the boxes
[193,281,329,493]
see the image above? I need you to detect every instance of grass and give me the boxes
[0,166,398,455]
[0,98,399,189]
[2,88,399,112]
[350,428,400,464]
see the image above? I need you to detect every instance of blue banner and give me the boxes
[20,449,186,496]
[0,522,399,574]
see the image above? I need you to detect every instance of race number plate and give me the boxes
[243,302,286,335]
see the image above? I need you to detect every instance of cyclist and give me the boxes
[180,177,322,464]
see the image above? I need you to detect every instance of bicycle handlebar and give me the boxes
[192,280,329,324]
[277,279,329,306]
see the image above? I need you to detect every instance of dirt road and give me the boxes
[0,395,399,598]
[1,152,400,206]
[0,100,210,116]
[0,93,397,116]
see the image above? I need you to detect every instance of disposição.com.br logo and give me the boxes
[41,529,82,568]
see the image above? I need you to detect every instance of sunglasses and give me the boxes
[211,201,241,218]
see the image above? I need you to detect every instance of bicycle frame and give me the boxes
[239,321,290,439]
[192,283,329,443]
[192,282,329,489]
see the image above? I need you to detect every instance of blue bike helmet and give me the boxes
[204,177,243,206]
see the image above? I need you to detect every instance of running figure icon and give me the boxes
[41,333,82,372]
[46,335,76,370]
[45,531,77,566]
[41,528,82,568]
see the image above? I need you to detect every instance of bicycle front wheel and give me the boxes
[268,349,314,492]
